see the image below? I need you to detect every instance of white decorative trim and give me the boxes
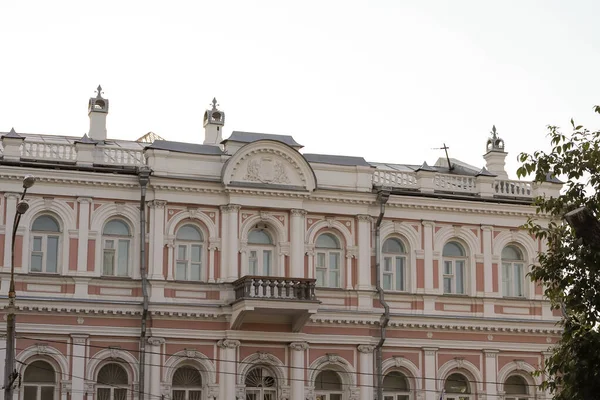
[496,360,540,391]
[240,212,288,242]
[382,356,422,390]
[237,351,288,385]
[306,218,353,247]
[16,344,70,381]
[308,353,357,387]
[162,349,217,384]
[85,347,139,382]
[437,358,483,392]
[165,209,218,239]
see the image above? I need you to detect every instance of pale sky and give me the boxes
[1,0,599,178]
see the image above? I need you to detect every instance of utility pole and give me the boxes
[4,175,35,399]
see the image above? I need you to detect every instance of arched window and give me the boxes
[175,224,205,281]
[382,238,407,291]
[315,370,343,400]
[383,371,410,400]
[245,366,276,400]
[502,245,525,297]
[504,375,530,400]
[442,241,466,294]
[248,229,275,276]
[30,215,60,273]
[23,360,56,400]
[315,233,342,288]
[444,373,471,400]
[172,366,203,400]
[102,219,132,277]
[96,363,128,400]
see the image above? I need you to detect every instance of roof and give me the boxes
[222,131,303,148]
[304,153,372,167]
[146,140,224,155]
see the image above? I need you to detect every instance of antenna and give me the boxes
[431,143,453,171]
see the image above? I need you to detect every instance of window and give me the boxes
[442,242,466,294]
[30,215,60,273]
[383,371,410,400]
[444,373,471,400]
[315,370,343,400]
[172,366,203,400]
[102,219,131,277]
[175,224,204,281]
[382,238,407,291]
[97,363,128,400]
[504,375,530,400]
[315,233,342,288]
[248,230,275,276]
[245,366,276,400]
[23,360,55,400]
[502,245,525,297]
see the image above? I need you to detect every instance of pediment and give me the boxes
[222,140,316,192]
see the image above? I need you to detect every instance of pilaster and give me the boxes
[483,350,498,399]
[76,198,92,274]
[290,209,306,278]
[289,342,309,400]
[71,335,89,400]
[422,221,435,295]
[356,215,372,290]
[422,347,438,400]
[357,345,375,400]
[218,339,240,400]
[3,193,19,272]
[148,200,167,280]
[147,337,165,399]
[221,205,240,282]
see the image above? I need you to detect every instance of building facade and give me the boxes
[0,89,561,400]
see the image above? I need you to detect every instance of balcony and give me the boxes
[230,276,320,332]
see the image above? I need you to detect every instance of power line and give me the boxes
[17,336,547,390]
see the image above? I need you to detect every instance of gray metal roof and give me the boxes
[304,153,372,167]
[369,161,481,176]
[222,131,303,148]
[146,140,224,155]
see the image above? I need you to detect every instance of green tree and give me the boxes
[517,106,600,400]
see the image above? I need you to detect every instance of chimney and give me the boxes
[203,98,225,145]
[88,85,109,141]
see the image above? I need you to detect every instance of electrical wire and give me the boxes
[16,336,547,390]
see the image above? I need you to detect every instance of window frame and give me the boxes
[501,245,526,298]
[503,374,531,400]
[315,232,343,289]
[29,215,61,274]
[96,362,129,400]
[442,241,467,295]
[174,223,206,282]
[444,372,472,400]
[382,370,411,400]
[22,359,57,400]
[382,237,408,292]
[244,366,277,400]
[171,365,204,400]
[314,369,344,400]
[247,229,276,276]
[101,218,133,278]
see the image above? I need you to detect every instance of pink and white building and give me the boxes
[0,88,561,400]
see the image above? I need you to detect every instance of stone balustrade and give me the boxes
[232,276,318,301]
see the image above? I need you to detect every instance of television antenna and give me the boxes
[432,143,453,171]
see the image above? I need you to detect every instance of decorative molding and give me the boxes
[291,209,307,217]
[71,335,88,345]
[289,342,309,351]
[77,197,92,203]
[422,347,438,356]
[357,214,373,223]
[150,200,167,208]
[148,337,165,346]
[61,380,72,394]
[217,339,241,349]
[220,204,241,213]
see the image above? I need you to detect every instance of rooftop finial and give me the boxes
[96,85,103,99]
[211,97,218,111]
[486,124,505,152]
[491,125,498,139]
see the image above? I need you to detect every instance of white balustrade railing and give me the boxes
[372,169,418,188]
[494,179,532,197]
[434,173,477,193]
[100,148,145,166]
[22,141,77,162]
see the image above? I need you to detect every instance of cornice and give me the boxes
[0,173,138,188]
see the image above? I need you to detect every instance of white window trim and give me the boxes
[100,219,134,278]
[382,253,407,292]
[247,245,275,276]
[315,249,342,288]
[502,260,526,298]
[442,257,467,295]
[29,233,60,274]
[174,242,205,281]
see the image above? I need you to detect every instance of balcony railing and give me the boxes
[494,179,532,197]
[22,142,77,162]
[233,276,318,301]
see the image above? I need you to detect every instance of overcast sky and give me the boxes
[1,0,599,178]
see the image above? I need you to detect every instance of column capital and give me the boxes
[3,192,20,200]
[357,344,375,353]
[220,204,241,213]
[422,347,438,356]
[77,197,93,203]
[421,220,435,228]
[148,337,166,346]
[483,349,499,358]
[481,225,494,232]
[357,214,373,223]
[71,334,89,345]
[289,342,309,351]
[149,200,167,209]
[290,209,307,217]
[217,339,240,349]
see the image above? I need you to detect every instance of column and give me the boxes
[422,221,434,293]
[208,239,220,283]
[483,350,498,400]
[290,210,306,278]
[0,335,6,400]
[76,198,92,273]
[356,215,372,290]
[422,347,438,400]
[357,345,374,400]
[218,339,240,400]
[219,206,229,282]
[147,337,165,399]
[289,342,308,400]
[346,253,354,289]
[221,205,240,282]
[3,193,18,270]
[148,201,167,280]
[71,335,88,400]
[482,226,495,316]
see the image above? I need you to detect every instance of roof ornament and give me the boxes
[95,85,104,99]
[486,125,505,152]
[211,97,219,111]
